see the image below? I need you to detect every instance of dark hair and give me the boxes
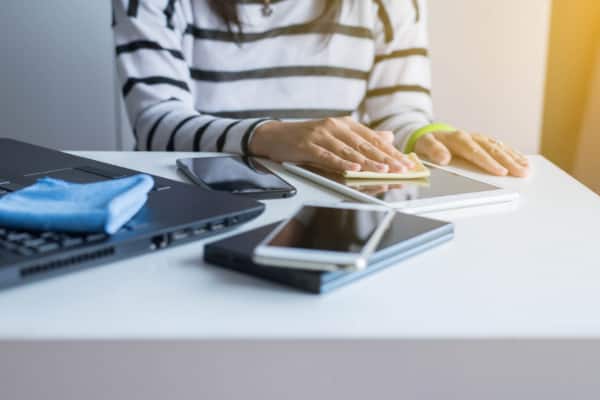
[207,0,242,32]
[207,0,343,34]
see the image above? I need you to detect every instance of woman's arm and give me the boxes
[364,0,529,177]
[112,0,274,153]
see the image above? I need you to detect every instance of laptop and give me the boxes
[0,138,265,290]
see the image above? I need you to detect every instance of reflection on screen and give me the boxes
[305,166,499,202]
[374,212,447,251]
[188,157,291,193]
[267,206,388,253]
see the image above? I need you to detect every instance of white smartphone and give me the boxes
[253,203,396,272]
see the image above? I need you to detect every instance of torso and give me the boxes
[177,0,380,120]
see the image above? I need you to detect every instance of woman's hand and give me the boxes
[415,131,530,177]
[250,117,415,173]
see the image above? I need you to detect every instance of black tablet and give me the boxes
[204,212,453,294]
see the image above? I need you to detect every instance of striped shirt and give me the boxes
[112,0,434,153]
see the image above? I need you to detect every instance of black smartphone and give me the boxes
[176,156,297,200]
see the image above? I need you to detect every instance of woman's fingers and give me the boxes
[377,130,395,144]
[329,126,406,172]
[317,135,389,172]
[414,133,452,165]
[436,131,508,176]
[472,135,529,177]
[306,143,361,173]
[503,145,530,167]
[343,119,415,171]
[417,131,529,177]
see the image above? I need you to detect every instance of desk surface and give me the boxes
[0,153,599,339]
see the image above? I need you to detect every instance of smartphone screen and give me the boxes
[266,206,390,253]
[178,156,295,196]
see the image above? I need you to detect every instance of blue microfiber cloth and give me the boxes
[0,174,154,234]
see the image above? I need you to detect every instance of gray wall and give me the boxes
[0,0,119,151]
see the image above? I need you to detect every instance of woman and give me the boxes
[112,0,529,177]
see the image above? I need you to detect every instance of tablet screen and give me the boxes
[266,206,389,253]
[305,166,499,202]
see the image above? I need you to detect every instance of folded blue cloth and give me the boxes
[0,174,154,234]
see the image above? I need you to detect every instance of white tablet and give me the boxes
[253,203,396,272]
[282,162,518,214]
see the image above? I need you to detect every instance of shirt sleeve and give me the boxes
[112,0,274,153]
[364,0,446,152]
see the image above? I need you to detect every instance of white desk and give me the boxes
[2,153,600,400]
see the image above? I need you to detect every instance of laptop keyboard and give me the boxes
[0,182,26,192]
[0,228,108,257]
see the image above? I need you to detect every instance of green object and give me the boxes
[404,123,456,153]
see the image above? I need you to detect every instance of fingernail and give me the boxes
[377,163,389,172]
[393,160,410,171]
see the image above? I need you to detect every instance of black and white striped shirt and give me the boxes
[112,0,434,153]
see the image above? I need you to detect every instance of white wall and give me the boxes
[428,0,551,154]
